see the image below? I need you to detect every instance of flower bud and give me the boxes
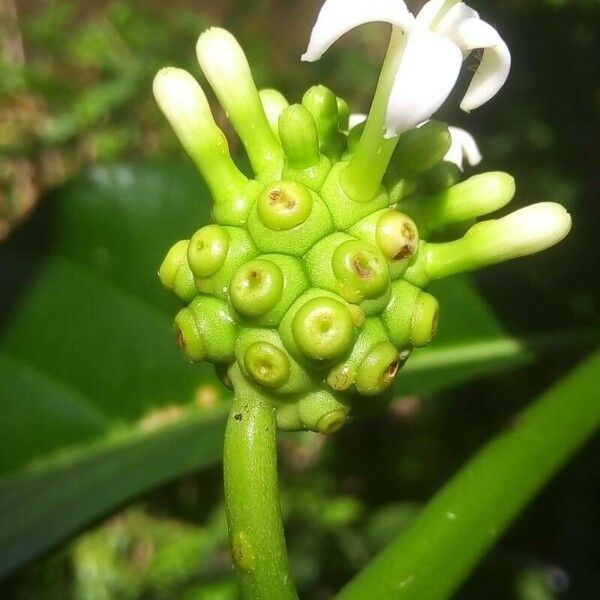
[302,85,344,159]
[153,68,250,207]
[355,342,402,396]
[392,121,451,178]
[174,296,236,363]
[291,297,357,362]
[259,88,289,138]
[401,172,516,234]
[196,28,282,177]
[405,203,572,284]
[279,104,321,169]
[279,104,332,190]
[158,240,197,303]
[298,390,349,434]
[464,202,572,264]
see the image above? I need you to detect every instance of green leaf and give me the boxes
[0,161,217,474]
[0,407,227,578]
[397,276,598,395]
[0,161,228,575]
[337,349,600,600]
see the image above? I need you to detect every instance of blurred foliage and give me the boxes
[0,0,599,598]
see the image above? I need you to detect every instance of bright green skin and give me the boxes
[158,98,518,435]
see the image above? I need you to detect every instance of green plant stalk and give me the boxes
[223,364,298,600]
[337,349,600,600]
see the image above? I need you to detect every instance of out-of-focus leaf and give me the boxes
[339,349,600,600]
[0,162,219,473]
[0,161,227,575]
[0,407,227,578]
[397,277,597,395]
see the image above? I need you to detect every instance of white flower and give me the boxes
[445,126,482,169]
[302,0,511,137]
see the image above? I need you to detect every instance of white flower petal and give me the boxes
[301,0,414,62]
[436,2,479,36]
[445,126,482,169]
[349,113,367,128]
[455,18,511,111]
[385,30,462,137]
[415,0,451,29]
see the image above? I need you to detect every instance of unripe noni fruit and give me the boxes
[158,92,446,433]
[157,43,565,434]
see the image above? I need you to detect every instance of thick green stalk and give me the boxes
[223,365,297,600]
[337,349,600,600]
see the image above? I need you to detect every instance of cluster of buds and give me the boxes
[155,2,570,435]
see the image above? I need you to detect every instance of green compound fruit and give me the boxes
[155,29,572,436]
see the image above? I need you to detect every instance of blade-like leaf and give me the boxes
[0,407,227,578]
[338,349,600,600]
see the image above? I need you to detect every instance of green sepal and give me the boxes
[346,122,365,154]
[302,85,344,160]
[297,390,349,434]
[158,239,197,303]
[193,226,257,299]
[320,162,389,229]
[230,254,309,327]
[174,295,237,363]
[235,328,313,395]
[247,184,334,256]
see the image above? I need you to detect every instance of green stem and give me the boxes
[223,364,297,600]
[340,27,405,201]
[337,349,600,600]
